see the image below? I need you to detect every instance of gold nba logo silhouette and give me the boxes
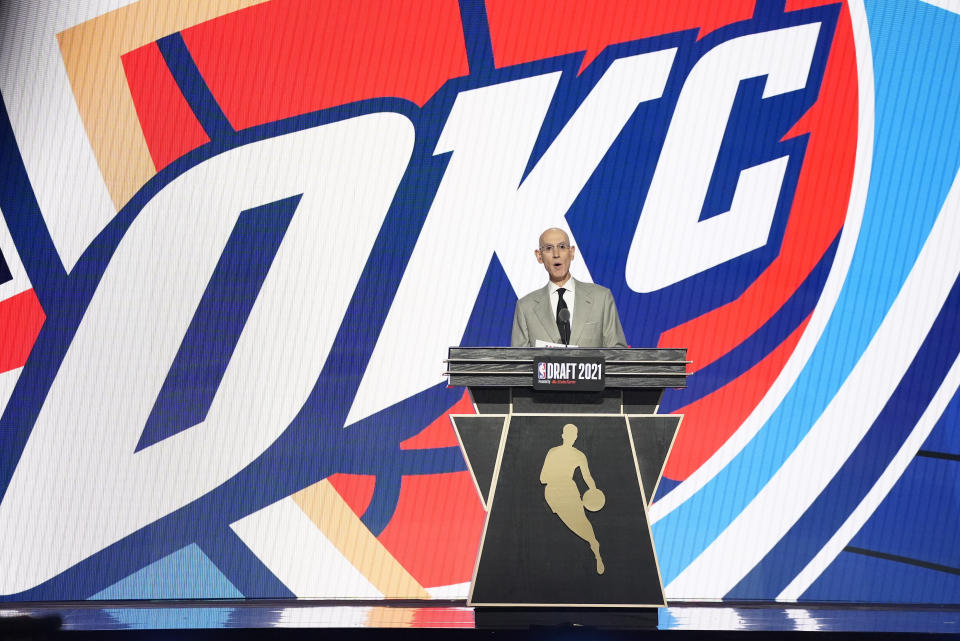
[540,423,606,575]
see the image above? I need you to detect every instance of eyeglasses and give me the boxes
[538,243,571,252]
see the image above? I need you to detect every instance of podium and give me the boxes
[446,347,687,608]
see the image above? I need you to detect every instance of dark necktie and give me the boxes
[556,288,571,345]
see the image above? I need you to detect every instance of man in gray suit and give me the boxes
[512,228,627,348]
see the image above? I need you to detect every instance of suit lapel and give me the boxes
[570,280,592,346]
[533,286,561,343]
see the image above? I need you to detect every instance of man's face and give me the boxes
[536,228,575,285]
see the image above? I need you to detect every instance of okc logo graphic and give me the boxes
[0,0,880,602]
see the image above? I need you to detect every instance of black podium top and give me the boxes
[445,347,687,389]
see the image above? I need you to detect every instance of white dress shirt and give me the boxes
[548,278,576,325]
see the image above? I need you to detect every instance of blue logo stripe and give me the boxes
[0,97,68,307]
[196,531,295,598]
[458,0,495,75]
[157,32,235,140]
[0,246,11,284]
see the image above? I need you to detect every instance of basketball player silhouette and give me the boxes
[539,423,605,575]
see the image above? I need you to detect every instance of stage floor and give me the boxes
[2,600,960,635]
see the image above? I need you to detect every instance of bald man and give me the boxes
[511,228,627,348]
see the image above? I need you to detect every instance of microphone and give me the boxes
[557,308,571,346]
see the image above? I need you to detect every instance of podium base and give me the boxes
[473,607,659,630]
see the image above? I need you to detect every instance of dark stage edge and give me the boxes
[3,601,960,639]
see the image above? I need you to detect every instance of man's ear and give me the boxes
[570,246,576,261]
[535,249,544,264]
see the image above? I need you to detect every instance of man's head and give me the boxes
[562,423,578,445]
[536,228,576,285]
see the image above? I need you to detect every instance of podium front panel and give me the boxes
[470,414,665,607]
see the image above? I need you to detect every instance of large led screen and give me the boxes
[1,0,959,603]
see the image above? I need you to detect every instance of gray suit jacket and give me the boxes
[511,279,627,347]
